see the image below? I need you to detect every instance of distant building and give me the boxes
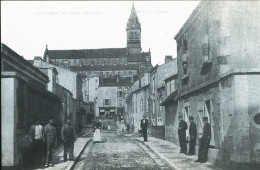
[174,1,260,168]
[82,76,99,103]
[96,76,135,119]
[40,3,153,120]
[42,3,152,79]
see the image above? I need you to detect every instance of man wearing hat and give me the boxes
[188,116,197,155]
[178,115,188,154]
[195,116,211,163]
[44,118,57,167]
[141,114,149,142]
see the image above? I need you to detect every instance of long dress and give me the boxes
[93,121,102,142]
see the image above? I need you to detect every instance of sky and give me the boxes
[1,1,200,66]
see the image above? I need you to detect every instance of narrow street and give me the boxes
[73,132,172,170]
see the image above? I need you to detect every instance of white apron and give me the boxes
[93,129,101,142]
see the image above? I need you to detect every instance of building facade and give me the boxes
[174,1,260,167]
[31,57,84,133]
[1,43,62,168]
[96,76,134,119]
[149,57,177,139]
[161,74,178,144]
[125,73,150,132]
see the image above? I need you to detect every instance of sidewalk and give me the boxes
[123,134,222,170]
[36,128,93,170]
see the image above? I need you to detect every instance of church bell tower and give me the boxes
[126,3,142,54]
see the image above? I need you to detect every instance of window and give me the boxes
[118,91,123,98]
[140,99,143,111]
[171,80,175,93]
[113,59,117,65]
[104,99,110,106]
[153,76,156,93]
[183,34,188,54]
[146,98,149,111]
[118,100,123,107]
[56,77,59,84]
[135,100,137,113]
[160,98,163,112]
[153,100,155,114]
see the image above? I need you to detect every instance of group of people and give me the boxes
[28,117,76,169]
[178,115,211,163]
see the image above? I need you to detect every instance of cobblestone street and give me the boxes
[73,132,172,170]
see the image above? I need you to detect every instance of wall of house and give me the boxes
[165,101,178,144]
[219,74,260,167]
[1,77,18,167]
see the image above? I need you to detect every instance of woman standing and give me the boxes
[93,117,102,143]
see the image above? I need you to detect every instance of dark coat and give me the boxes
[202,122,211,141]
[189,121,197,138]
[94,121,102,130]
[61,124,76,141]
[141,119,148,130]
[178,120,188,135]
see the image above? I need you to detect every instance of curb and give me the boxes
[134,138,182,170]
[68,138,92,170]
[65,129,93,170]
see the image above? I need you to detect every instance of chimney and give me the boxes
[34,56,42,66]
[165,55,173,63]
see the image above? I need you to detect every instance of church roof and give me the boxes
[69,64,139,72]
[127,52,149,62]
[47,48,127,59]
[127,3,141,29]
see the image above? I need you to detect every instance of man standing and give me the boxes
[188,116,197,155]
[141,115,148,142]
[178,115,188,154]
[44,118,57,167]
[29,119,45,169]
[61,118,76,161]
[195,117,211,163]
